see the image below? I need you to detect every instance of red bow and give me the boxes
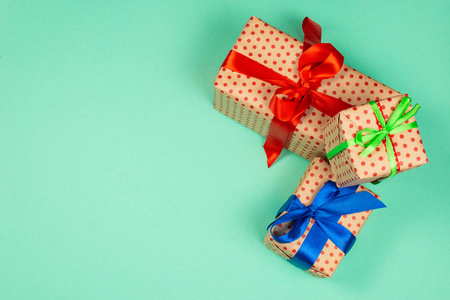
[221,17,352,167]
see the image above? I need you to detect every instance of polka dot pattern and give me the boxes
[323,96,428,187]
[213,89,270,136]
[214,16,404,161]
[263,157,379,278]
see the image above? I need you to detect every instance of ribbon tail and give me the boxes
[315,219,356,254]
[302,17,322,51]
[264,117,295,167]
[316,191,386,218]
[289,217,328,270]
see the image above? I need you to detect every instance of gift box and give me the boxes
[213,16,405,166]
[263,157,384,278]
[323,96,428,187]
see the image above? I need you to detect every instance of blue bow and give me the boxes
[267,181,385,270]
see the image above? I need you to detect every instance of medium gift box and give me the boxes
[213,16,405,167]
[323,96,428,187]
[263,157,385,278]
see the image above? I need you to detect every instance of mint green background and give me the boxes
[1,0,449,299]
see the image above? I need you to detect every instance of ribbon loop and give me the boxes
[267,181,385,270]
[298,43,344,88]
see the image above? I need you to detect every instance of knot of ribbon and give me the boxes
[326,97,421,182]
[268,43,345,123]
[221,17,352,167]
[267,181,385,270]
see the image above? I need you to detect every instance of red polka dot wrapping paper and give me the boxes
[322,97,428,187]
[213,16,404,161]
[263,157,379,278]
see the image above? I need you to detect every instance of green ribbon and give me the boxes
[326,97,420,183]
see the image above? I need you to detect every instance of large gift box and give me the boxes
[323,96,428,187]
[263,157,384,278]
[213,16,405,166]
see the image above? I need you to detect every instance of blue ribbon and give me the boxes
[267,181,386,270]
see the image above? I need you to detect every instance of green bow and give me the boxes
[326,97,421,183]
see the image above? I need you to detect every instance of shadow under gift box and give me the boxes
[263,157,381,278]
[322,97,428,187]
[213,16,405,161]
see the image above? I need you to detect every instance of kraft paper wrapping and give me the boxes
[322,97,428,187]
[263,157,379,278]
[213,16,404,161]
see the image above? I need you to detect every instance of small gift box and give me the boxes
[263,157,384,278]
[213,16,405,167]
[323,96,428,187]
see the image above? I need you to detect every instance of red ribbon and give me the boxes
[221,17,352,167]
